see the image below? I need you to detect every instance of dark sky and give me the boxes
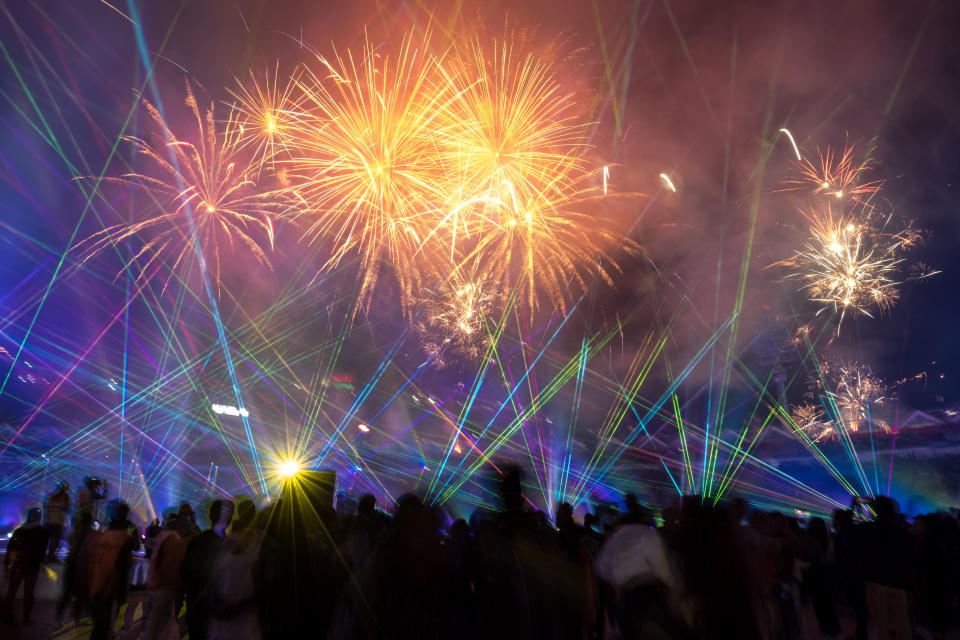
[0,0,957,464]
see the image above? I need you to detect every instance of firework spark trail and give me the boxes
[793,355,881,497]
[124,5,271,496]
[283,31,457,314]
[15,13,936,516]
[436,39,590,232]
[416,276,501,367]
[791,403,835,443]
[75,84,285,289]
[226,63,307,173]
[424,289,519,500]
[778,128,802,162]
[707,314,863,502]
[724,361,861,499]
[271,31,637,320]
[786,146,881,203]
[773,146,926,331]
[658,172,677,192]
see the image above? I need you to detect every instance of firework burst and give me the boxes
[431,40,590,248]
[226,64,309,174]
[416,274,501,367]
[785,145,882,204]
[77,84,285,288]
[281,31,456,313]
[790,403,836,442]
[460,160,633,316]
[778,148,922,331]
[817,360,891,434]
[273,31,636,319]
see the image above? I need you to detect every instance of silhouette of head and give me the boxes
[209,499,236,528]
[235,500,257,529]
[557,503,574,527]
[808,516,828,545]
[500,466,525,511]
[358,494,376,516]
[873,495,899,524]
[113,501,130,522]
[26,507,41,523]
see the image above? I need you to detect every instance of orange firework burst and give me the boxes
[416,273,502,367]
[278,31,461,313]
[77,83,284,288]
[226,64,309,174]
[434,39,632,315]
[459,157,632,315]
[272,30,636,319]
[790,403,835,443]
[777,203,922,326]
[430,39,591,252]
[816,360,891,434]
[773,142,930,330]
[784,145,882,204]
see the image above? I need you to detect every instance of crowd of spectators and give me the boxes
[2,468,959,639]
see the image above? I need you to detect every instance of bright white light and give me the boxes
[212,403,250,417]
[358,423,370,432]
[278,460,301,478]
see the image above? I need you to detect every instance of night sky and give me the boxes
[0,0,958,516]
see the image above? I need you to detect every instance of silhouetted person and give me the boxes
[807,517,841,637]
[556,502,581,555]
[44,481,70,561]
[77,501,137,640]
[833,507,867,639]
[2,507,49,626]
[209,499,264,639]
[56,511,94,626]
[143,517,162,559]
[362,494,448,639]
[175,502,201,537]
[76,477,106,526]
[182,499,234,640]
[915,512,959,635]
[859,496,914,640]
[261,492,346,640]
[595,504,679,639]
[107,502,141,632]
[144,515,192,640]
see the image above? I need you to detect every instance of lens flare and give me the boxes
[278,459,302,478]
